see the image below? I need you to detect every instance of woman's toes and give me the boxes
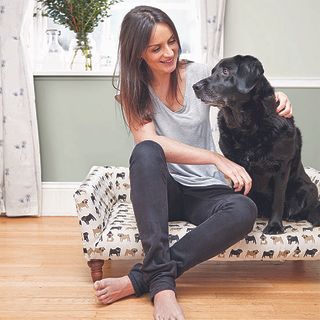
[97,293,109,301]
[101,297,113,305]
[93,277,134,305]
[95,287,108,297]
[93,280,101,290]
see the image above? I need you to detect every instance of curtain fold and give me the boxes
[0,0,41,216]
[201,0,226,67]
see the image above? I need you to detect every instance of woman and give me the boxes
[94,6,293,320]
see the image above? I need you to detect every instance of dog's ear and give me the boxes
[236,56,264,94]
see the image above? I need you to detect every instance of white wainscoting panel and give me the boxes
[42,182,79,216]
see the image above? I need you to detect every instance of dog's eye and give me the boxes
[222,68,229,76]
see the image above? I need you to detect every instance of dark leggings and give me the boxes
[127,140,257,300]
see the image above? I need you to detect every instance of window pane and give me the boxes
[33,0,201,73]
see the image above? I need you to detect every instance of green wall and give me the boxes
[34,77,320,181]
[35,77,133,181]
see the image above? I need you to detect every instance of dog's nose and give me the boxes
[192,83,201,92]
[193,81,205,93]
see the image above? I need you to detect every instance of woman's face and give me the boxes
[142,23,179,76]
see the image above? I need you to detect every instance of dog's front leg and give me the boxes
[263,166,291,235]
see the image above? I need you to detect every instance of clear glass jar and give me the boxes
[67,34,98,71]
[42,29,66,71]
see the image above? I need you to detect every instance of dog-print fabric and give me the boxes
[74,166,320,262]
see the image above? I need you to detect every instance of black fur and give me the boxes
[193,55,320,234]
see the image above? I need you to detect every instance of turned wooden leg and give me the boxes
[87,259,105,282]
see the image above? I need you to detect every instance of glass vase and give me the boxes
[42,29,66,71]
[68,35,98,71]
[70,45,93,71]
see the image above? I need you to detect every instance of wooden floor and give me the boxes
[0,216,319,320]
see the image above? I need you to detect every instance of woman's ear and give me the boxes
[236,56,264,94]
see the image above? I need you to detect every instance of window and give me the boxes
[33,0,202,74]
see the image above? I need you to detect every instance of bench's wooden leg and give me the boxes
[87,259,104,282]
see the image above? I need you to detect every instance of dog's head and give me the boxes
[193,55,264,109]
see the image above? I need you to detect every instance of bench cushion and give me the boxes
[75,166,320,262]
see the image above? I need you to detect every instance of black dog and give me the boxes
[193,55,320,234]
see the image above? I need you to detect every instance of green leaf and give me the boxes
[37,0,122,44]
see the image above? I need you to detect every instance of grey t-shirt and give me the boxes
[150,62,227,187]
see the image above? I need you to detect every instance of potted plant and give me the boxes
[38,0,121,71]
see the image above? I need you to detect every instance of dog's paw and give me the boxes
[263,222,284,235]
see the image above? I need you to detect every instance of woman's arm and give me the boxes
[275,91,293,118]
[131,120,252,195]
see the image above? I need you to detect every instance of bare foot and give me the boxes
[93,275,135,304]
[153,290,185,320]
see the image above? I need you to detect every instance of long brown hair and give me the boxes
[113,6,182,128]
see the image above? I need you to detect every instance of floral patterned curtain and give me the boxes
[0,0,41,216]
[200,0,226,67]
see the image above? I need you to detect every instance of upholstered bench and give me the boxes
[74,166,320,282]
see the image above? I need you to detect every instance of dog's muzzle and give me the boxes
[193,82,204,99]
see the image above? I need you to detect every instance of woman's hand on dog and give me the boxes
[275,91,293,118]
[214,153,252,195]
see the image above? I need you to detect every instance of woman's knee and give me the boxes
[130,140,165,168]
[232,195,258,232]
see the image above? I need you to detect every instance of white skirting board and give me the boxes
[41,182,79,216]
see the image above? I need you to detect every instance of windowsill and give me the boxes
[32,71,320,88]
